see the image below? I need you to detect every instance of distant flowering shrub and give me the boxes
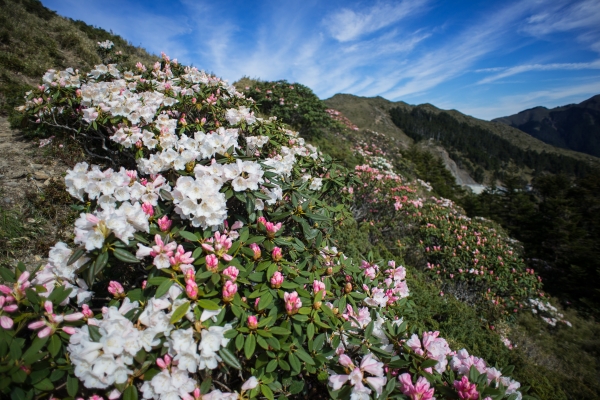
[3,46,531,399]
[349,140,544,319]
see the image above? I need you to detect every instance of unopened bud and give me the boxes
[326,267,333,275]
[344,282,352,293]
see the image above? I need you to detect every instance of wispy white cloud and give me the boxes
[522,0,600,52]
[477,60,600,84]
[378,0,538,99]
[324,0,427,42]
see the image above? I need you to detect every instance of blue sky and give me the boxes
[41,0,600,120]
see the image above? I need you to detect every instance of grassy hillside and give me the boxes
[0,0,158,116]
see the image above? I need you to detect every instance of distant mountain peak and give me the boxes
[493,94,600,157]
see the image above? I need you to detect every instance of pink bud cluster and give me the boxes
[270,271,284,288]
[202,232,233,261]
[398,373,435,400]
[284,291,302,315]
[27,301,83,338]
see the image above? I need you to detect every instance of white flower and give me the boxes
[198,324,232,370]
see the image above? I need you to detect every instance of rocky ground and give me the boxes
[0,116,77,269]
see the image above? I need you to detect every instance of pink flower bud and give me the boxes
[157,358,167,369]
[222,281,238,302]
[44,301,53,314]
[313,280,326,294]
[247,315,258,330]
[272,247,283,262]
[186,282,198,299]
[223,266,239,282]
[64,312,84,321]
[62,326,76,335]
[270,271,284,288]
[81,304,94,318]
[0,316,14,329]
[206,254,219,272]
[163,354,172,365]
[284,291,302,315]
[142,202,154,216]
[17,271,30,285]
[38,326,52,338]
[157,215,172,232]
[3,304,17,313]
[108,281,125,297]
[249,243,261,260]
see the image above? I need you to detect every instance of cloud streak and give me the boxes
[324,0,427,42]
[477,60,600,84]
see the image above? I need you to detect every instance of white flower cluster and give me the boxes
[32,242,92,306]
[225,106,256,126]
[65,162,173,249]
[451,348,522,397]
[171,158,264,228]
[42,68,81,89]
[140,315,232,398]
[140,368,196,400]
[73,204,148,250]
[69,301,152,389]
[97,40,114,49]
[136,126,240,175]
[529,298,571,327]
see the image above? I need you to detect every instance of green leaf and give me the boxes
[312,333,325,352]
[113,248,140,263]
[49,369,66,382]
[9,340,22,360]
[178,230,199,242]
[289,380,304,395]
[245,334,256,359]
[22,337,48,364]
[306,323,315,340]
[47,285,73,305]
[235,333,245,351]
[66,247,86,266]
[219,347,242,369]
[25,288,40,306]
[33,378,54,391]
[0,267,15,282]
[266,359,278,373]
[269,327,291,336]
[258,292,273,310]
[200,377,212,394]
[294,348,315,365]
[197,299,220,310]
[261,384,275,400]
[169,301,190,324]
[420,359,439,369]
[88,325,102,342]
[147,276,168,286]
[9,387,25,400]
[468,365,480,384]
[288,353,301,373]
[123,385,139,400]
[94,250,109,274]
[133,233,150,244]
[155,279,174,299]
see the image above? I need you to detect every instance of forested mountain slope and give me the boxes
[493,95,600,157]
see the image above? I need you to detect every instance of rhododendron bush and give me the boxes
[1,49,532,400]
[349,142,543,320]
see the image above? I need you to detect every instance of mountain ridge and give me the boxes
[493,94,600,157]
